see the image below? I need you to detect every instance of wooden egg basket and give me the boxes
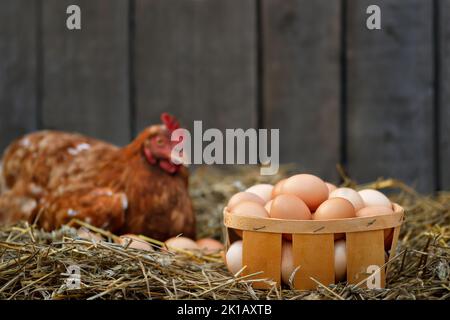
[223,203,405,290]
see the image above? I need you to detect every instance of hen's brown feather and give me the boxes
[0,129,195,241]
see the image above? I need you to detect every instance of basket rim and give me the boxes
[223,203,404,234]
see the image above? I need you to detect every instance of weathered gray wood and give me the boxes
[42,0,130,146]
[134,0,257,133]
[262,0,341,181]
[0,1,38,152]
[346,0,435,192]
[440,0,450,190]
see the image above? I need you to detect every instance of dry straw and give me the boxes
[0,166,449,300]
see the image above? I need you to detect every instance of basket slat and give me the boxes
[242,231,282,288]
[386,225,401,277]
[223,205,404,234]
[346,230,386,288]
[292,233,335,290]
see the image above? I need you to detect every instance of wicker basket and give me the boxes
[223,203,405,290]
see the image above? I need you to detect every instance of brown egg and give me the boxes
[231,201,269,218]
[329,188,365,211]
[196,238,224,254]
[77,228,103,242]
[264,200,273,213]
[225,241,243,275]
[227,192,265,210]
[356,206,395,241]
[271,178,287,198]
[245,184,274,203]
[119,234,153,251]
[356,206,394,218]
[283,234,293,241]
[231,202,268,238]
[281,241,295,285]
[233,228,243,238]
[384,228,394,249]
[165,236,199,251]
[334,240,347,282]
[358,189,392,208]
[313,198,355,220]
[269,194,312,220]
[325,182,338,194]
[281,174,328,211]
[334,233,345,241]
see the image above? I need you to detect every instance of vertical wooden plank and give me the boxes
[292,233,334,290]
[440,0,450,190]
[262,0,341,181]
[134,0,257,133]
[0,1,38,152]
[42,0,130,146]
[346,0,434,192]
[386,225,401,278]
[242,231,281,288]
[346,230,385,288]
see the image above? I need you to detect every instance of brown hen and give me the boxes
[0,113,195,241]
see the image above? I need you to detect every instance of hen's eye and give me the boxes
[156,138,163,145]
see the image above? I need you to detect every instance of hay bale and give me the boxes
[0,166,448,300]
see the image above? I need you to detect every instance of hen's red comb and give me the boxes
[161,113,180,133]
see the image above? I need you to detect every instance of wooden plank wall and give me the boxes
[440,0,450,190]
[134,0,257,133]
[0,1,38,152]
[262,0,341,182]
[0,0,447,192]
[42,0,130,145]
[346,0,435,192]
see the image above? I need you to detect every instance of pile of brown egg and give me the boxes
[77,230,224,254]
[225,174,396,285]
